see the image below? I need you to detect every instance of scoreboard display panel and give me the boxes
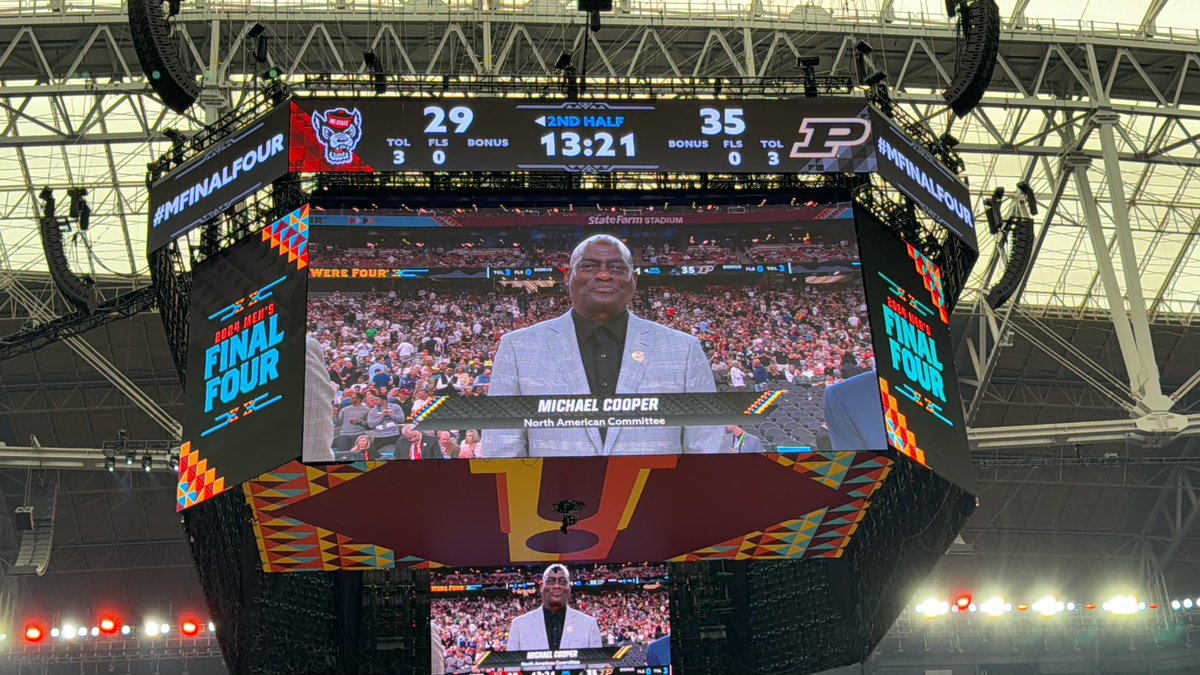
[299,202,889,464]
[289,97,878,174]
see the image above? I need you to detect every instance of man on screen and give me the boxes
[486,234,722,456]
[507,564,602,652]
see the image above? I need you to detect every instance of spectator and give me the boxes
[459,430,482,459]
[367,395,406,458]
[751,359,769,392]
[333,392,370,453]
[729,362,746,389]
[437,430,461,459]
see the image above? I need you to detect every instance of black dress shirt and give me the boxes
[573,310,628,443]
[542,606,566,650]
[572,309,628,399]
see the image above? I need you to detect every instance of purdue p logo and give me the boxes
[789,118,872,159]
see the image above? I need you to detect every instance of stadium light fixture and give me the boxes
[142,454,153,472]
[62,623,76,639]
[181,620,200,637]
[1032,596,1064,616]
[1185,598,1195,609]
[24,625,44,642]
[50,627,60,638]
[159,623,170,635]
[76,627,87,638]
[1103,596,1139,615]
[915,598,949,618]
[1172,600,1182,610]
[121,625,132,636]
[978,596,1008,617]
[105,455,116,472]
[144,619,159,637]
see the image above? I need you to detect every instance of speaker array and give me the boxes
[986,214,1034,309]
[943,0,1001,117]
[128,0,199,114]
[38,201,99,314]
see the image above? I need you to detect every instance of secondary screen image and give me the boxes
[431,563,670,674]
[301,204,887,462]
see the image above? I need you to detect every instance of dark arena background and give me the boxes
[5,3,1200,675]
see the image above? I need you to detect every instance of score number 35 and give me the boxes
[699,108,745,136]
[699,107,747,166]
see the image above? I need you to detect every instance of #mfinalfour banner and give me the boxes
[870,107,978,253]
[147,105,291,254]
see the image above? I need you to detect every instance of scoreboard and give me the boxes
[149,96,977,255]
[290,97,878,174]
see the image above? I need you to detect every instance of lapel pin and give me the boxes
[631,351,646,363]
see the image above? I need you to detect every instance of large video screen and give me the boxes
[856,208,975,492]
[301,204,887,462]
[180,205,311,510]
[432,563,670,674]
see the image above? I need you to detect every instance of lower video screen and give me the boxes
[432,563,671,674]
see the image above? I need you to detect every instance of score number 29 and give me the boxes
[394,105,477,166]
[699,107,746,166]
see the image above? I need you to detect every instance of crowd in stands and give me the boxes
[745,242,856,263]
[309,233,856,272]
[435,565,668,587]
[311,245,540,270]
[639,242,741,266]
[433,589,669,673]
[306,278,872,459]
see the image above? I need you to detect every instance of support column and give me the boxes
[1071,152,1151,413]
[1093,110,1172,412]
[482,19,493,75]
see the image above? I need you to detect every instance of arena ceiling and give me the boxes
[0,0,1198,656]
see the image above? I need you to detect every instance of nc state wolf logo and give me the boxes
[789,117,871,159]
[311,108,363,166]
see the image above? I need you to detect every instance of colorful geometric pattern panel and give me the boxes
[246,460,384,513]
[906,243,950,325]
[770,450,893,497]
[246,460,402,571]
[261,203,310,270]
[669,452,894,562]
[176,441,227,510]
[879,377,927,466]
[246,454,895,570]
[250,513,399,572]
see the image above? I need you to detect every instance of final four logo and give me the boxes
[311,107,363,166]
